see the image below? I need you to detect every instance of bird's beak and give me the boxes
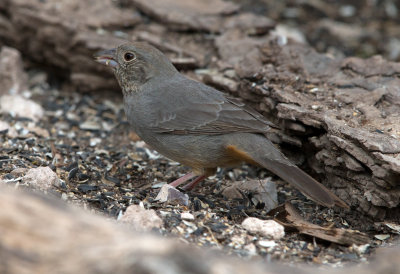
[93,48,118,68]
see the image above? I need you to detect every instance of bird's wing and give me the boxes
[147,77,276,135]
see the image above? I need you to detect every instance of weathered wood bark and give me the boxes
[0,185,399,274]
[1,0,399,219]
[0,0,133,91]
[227,41,400,220]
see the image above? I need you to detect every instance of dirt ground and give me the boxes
[0,68,398,267]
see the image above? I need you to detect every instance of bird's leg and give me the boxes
[181,175,207,191]
[169,172,196,187]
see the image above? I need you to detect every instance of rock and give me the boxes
[155,184,189,206]
[258,240,276,248]
[26,123,50,138]
[10,168,29,177]
[79,118,102,131]
[0,95,44,121]
[0,120,17,138]
[374,234,390,241]
[243,243,257,257]
[242,217,285,240]
[0,46,27,95]
[0,120,10,133]
[385,223,400,234]
[89,137,102,146]
[0,121,18,139]
[22,166,61,190]
[180,212,195,220]
[222,178,278,212]
[352,244,370,255]
[119,204,163,232]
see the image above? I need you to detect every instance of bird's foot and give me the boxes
[181,175,206,191]
[169,172,206,190]
[169,172,196,187]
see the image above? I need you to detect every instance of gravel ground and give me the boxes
[1,68,399,267]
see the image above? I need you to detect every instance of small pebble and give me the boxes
[155,184,189,206]
[79,119,101,131]
[0,95,44,121]
[152,182,166,188]
[22,166,61,190]
[243,243,257,256]
[352,244,370,255]
[258,240,276,248]
[0,121,10,133]
[374,234,390,241]
[181,212,195,220]
[242,217,285,240]
[61,193,68,201]
[119,204,163,231]
[89,137,102,146]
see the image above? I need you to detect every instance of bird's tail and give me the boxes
[227,134,348,208]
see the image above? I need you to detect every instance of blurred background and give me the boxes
[1,0,399,92]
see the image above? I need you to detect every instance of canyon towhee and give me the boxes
[94,42,347,208]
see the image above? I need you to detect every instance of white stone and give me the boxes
[374,234,390,241]
[243,243,257,256]
[0,95,44,122]
[0,46,27,95]
[258,240,276,248]
[0,120,10,132]
[119,204,163,232]
[22,166,61,190]
[242,217,284,240]
[89,137,102,146]
[352,243,370,255]
[181,212,195,220]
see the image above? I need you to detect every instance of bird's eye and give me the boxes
[123,52,135,62]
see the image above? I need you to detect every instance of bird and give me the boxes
[94,42,348,208]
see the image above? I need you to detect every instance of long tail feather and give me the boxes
[255,157,348,208]
[229,134,348,208]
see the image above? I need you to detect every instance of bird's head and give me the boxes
[94,42,177,92]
